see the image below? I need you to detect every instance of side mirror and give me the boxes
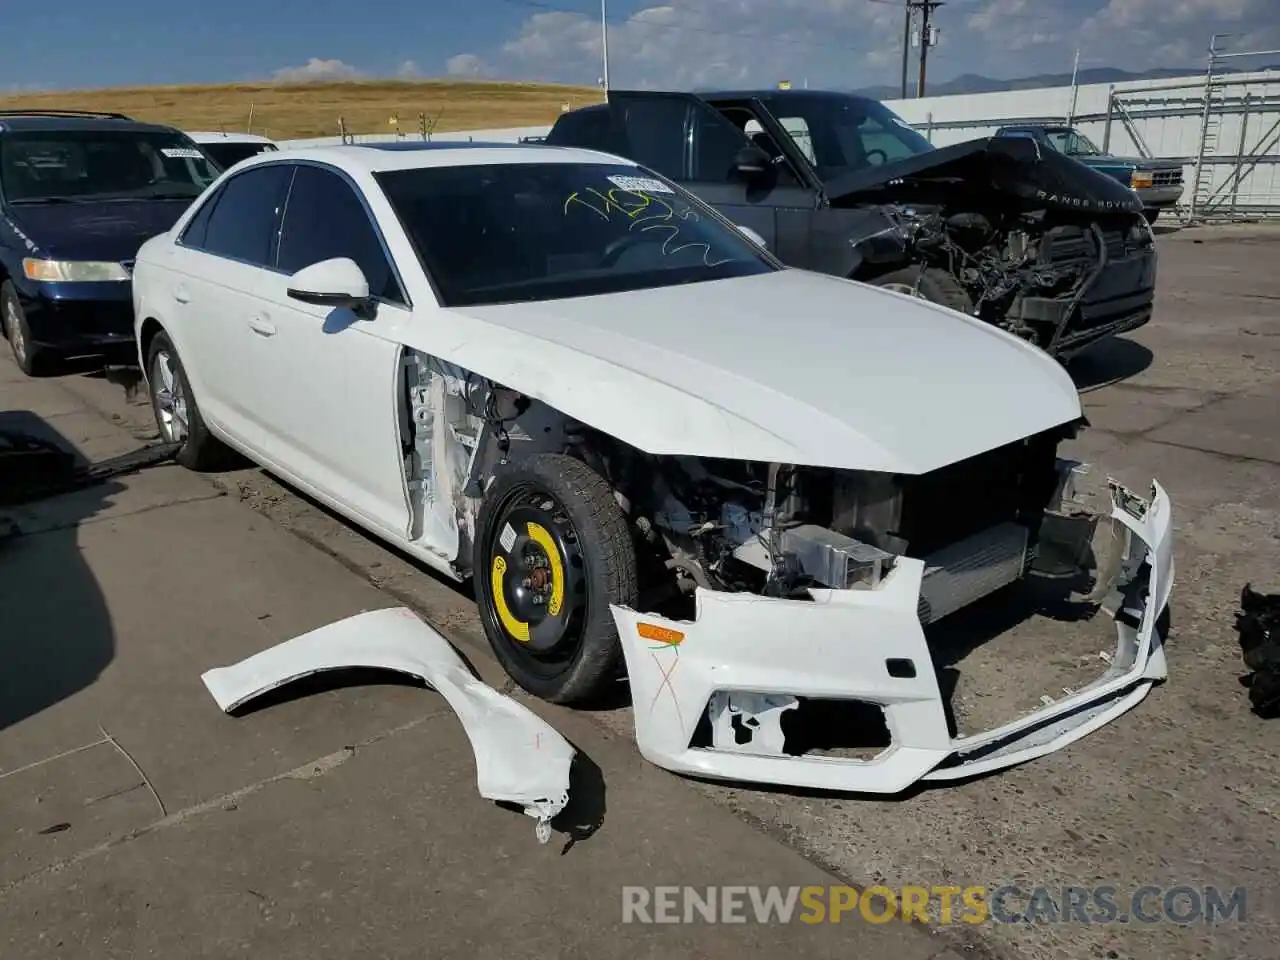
[736,224,767,248]
[286,257,374,317]
[732,144,772,180]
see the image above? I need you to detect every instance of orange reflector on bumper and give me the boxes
[637,622,684,646]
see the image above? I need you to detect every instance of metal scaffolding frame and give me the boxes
[907,36,1280,222]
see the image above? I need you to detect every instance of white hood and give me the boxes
[432,269,1082,475]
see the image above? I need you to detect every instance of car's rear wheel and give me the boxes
[2,281,52,377]
[145,330,229,470]
[473,453,638,704]
[870,265,975,315]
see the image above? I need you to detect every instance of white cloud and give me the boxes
[445,53,493,78]
[272,58,362,84]
[445,0,1279,90]
[397,59,422,79]
[471,2,900,90]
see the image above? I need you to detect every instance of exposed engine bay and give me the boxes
[883,205,1155,352]
[833,136,1159,358]
[398,349,1085,626]
[576,426,1080,626]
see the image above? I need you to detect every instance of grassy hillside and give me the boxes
[0,80,604,141]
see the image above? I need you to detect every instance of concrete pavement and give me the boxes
[0,358,962,958]
[33,226,1280,960]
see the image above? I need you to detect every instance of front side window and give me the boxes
[194,163,292,267]
[0,129,220,203]
[375,161,776,308]
[758,95,934,180]
[276,164,403,303]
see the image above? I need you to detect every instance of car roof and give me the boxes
[557,88,885,117]
[695,88,881,105]
[186,130,277,144]
[238,141,635,174]
[0,113,180,135]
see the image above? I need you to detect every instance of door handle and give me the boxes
[247,317,277,337]
[174,286,190,304]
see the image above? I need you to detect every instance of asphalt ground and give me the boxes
[3,222,1278,959]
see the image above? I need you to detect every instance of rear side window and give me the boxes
[615,98,689,181]
[196,164,293,266]
[546,110,620,154]
[603,95,760,184]
[276,165,403,303]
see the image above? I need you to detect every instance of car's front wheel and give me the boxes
[145,330,229,470]
[473,453,638,704]
[870,264,975,315]
[2,281,52,377]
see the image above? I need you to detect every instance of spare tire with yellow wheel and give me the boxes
[473,452,638,704]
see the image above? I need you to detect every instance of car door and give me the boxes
[699,97,824,266]
[603,91,817,254]
[166,162,292,455]
[258,161,412,543]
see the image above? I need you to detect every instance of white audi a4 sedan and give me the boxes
[132,141,1173,794]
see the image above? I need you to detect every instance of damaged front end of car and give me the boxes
[836,136,1159,359]
[600,440,1173,794]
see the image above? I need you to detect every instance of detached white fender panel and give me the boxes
[613,480,1174,793]
[201,607,575,842]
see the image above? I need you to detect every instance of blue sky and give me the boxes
[3,0,1276,92]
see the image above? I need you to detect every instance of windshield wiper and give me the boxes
[147,192,202,201]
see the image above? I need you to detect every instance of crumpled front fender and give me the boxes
[201,607,575,842]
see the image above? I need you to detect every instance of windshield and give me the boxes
[199,140,277,169]
[1047,130,1102,156]
[755,94,934,181]
[375,161,776,307]
[0,129,221,203]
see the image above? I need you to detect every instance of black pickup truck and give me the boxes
[545,89,1159,360]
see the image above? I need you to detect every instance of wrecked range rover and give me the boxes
[544,89,1159,360]
[134,146,1174,794]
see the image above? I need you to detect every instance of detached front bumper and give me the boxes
[612,479,1173,794]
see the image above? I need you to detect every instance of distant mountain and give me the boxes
[857,64,1280,101]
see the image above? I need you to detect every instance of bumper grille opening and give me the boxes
[690,695,892,761]
[781,699,892,760]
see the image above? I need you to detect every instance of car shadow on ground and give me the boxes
[1067,335,1155,393]
[0,411,118,734]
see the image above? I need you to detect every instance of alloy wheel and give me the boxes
[152,348,190,443]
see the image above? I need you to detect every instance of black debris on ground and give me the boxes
[1235,583,1280,719]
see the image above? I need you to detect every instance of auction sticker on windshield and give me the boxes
[161,148,205,159]
[607,175,674,194]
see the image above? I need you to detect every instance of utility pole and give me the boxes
[916,1,943,98]
[600,0,610,92]
[900,0,913,99]
[1066,47,1081,124]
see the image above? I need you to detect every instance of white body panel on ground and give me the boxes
[201,607,575,841]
